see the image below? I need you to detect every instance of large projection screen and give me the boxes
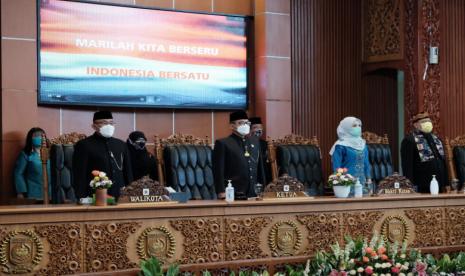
[38,0,249,109]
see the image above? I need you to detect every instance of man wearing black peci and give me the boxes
[213,111,267,199]
[73,111,133,199]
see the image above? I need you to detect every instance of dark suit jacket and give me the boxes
[213,134,266,197]
[73,133,133,199]
[401,132,448,193]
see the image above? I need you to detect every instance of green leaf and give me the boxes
[166,262,180,276]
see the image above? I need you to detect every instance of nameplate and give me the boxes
[129,195,168,203]
[264,191,307,199]
[379,188,414,195]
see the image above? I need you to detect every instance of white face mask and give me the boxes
[237,124,250,136]
[100,124,115,138]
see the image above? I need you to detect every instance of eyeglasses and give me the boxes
[235,120,251,126]
[94,120,115,126]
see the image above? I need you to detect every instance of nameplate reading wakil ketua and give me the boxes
[377,173,416,196]
[263,174,308,199]
[118,176,170,203]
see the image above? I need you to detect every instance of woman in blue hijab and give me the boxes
[14,127,51,200]
[330,117,372,194]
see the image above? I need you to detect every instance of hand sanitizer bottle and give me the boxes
[354,178,363,198]
[225,180,235,203]
[430,175,439,195]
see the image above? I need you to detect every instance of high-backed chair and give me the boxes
[445,135,465,190]
[49,132,86,204]
[269,134,324,195]
[362,132,394,186]
[155,134,215,200]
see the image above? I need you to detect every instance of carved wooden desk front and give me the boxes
[1,194,465,275]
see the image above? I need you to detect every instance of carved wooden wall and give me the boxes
[362,0,404,62]
[2,201,465,275]
[419,0,441,134]
[404,0,419,134]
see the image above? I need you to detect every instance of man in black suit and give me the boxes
[249,117,272,183]
[213,111,266,199]
[401,112,448,193]
[73,111,133,199]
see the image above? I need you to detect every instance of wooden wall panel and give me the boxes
[440,0,465,140]
[0,0,254,204]
[291,0,362,174]
[361,70,399,170]
[291,0,399,175]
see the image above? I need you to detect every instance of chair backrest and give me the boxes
[49,132,86,204]
[362,132,394,185]
[155,134,215,200]
[445,135,465,190]
[269,134,323,195]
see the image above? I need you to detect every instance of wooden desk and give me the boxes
[1,194,465,275]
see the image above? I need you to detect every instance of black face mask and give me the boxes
[129,138,146,150]
[134,141,146,150]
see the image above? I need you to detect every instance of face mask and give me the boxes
[420,121,433,133]
[349,126,362,137]
[100,124,115,138]
[237,124,250,136]
[129,138,146,150]
[254,130,263,137]
[32,137,42,148]
[135,141,146,150]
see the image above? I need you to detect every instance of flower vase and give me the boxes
[95,189,107,206]
[333,186,351,198]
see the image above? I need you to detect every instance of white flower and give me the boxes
[349,270,356,275]
[99,171,106,177]
[401,265,409,270]
[400,254,406,259]
[386,262,392,267]
[399,273,406,276]
[375,263,381,268]
[404,262,409,267]
[333,180,339,185]
[386,274,391,276]
[407,273,413,276]
[357,267,364,273]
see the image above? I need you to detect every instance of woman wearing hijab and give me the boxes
[127,131,158,181]
[14,127,51,200]
[330,117,372,194]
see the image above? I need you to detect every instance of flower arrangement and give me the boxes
[328,168,356,187]
[89,170,113,190]
[308,232,465,275]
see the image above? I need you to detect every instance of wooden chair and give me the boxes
[362,131,394,185]
[154,133,215,200]
[49,132,87,203]
[445,135,465,191]
[268,134,323,195]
